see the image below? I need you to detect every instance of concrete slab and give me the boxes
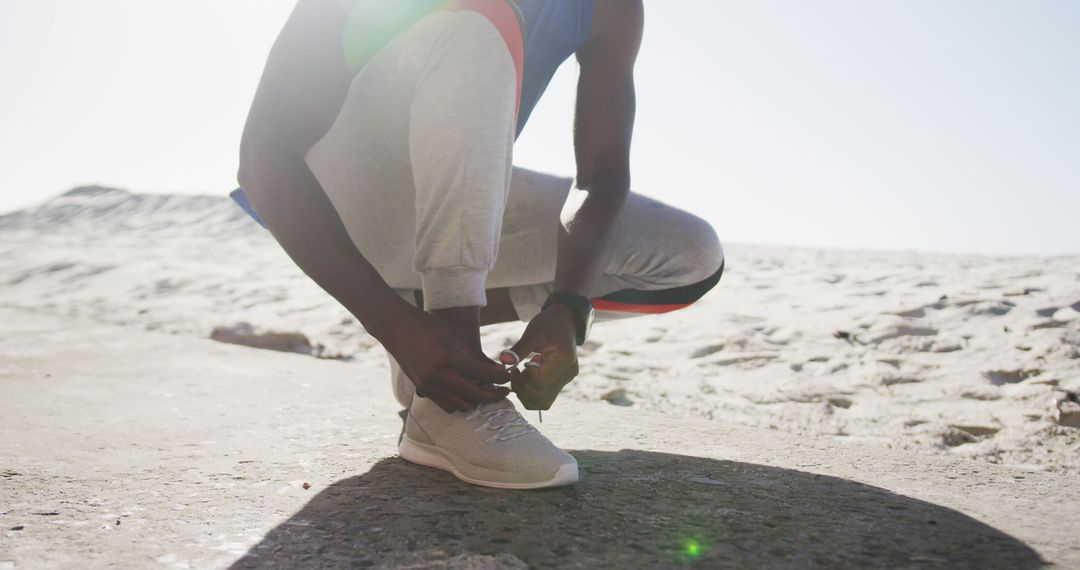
[1,309,1076,568]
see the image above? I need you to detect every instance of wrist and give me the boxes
[540,302,581,346]
[430,305,481,332]
[430,305,483,355]
[541,291,594,346]
[543,302,577,328]
[366,294,422,350]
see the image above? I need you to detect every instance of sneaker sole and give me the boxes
[399,435,578,490]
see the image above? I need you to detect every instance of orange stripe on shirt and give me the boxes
[447,0,525,123]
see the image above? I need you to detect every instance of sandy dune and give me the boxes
[2,186,1078,476]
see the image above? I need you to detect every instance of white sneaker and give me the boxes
[387,351,414,409]
[399,395,579,489]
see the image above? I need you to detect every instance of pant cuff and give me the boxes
[507,283,551,322]
[420,268,488,310]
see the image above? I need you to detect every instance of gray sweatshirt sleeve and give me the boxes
[406,11,518,310]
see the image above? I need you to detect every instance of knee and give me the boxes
[674,213,725,287]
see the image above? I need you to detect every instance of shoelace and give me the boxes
[466,404,536,443]
[500,349,544,424]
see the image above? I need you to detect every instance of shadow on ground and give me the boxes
[232,450,1043,569]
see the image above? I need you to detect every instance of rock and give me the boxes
[1022,377,1060,387]
[863,324,938,346]
[209,322,314,355]
[1030,320,1067,331]
[949,425,1000,438]
[600,388,634,407]
[1036,306,1060,318]
[890,307,927,318]
[1004,287,1043,297]
[940,427,977,447]
[378,553,529,569]
[690,344,724,358]
[881,372,921,386]
[983,369,1041,386]
[764,327,798,345]
[966,301,1013,316]
[930,340,964,353]
[1056,393,1080,428]
[827,397,853,409]
[4,309,1079,569]
[959,387,1001,401]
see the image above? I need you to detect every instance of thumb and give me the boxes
[500,334,535,367]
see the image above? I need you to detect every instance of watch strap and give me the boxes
[542,291,593,346]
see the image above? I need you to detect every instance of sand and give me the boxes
[3,187,1080,567]
[2,186,1078,475]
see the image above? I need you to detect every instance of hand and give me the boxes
[500,303,579,410]
[384,307,510,413]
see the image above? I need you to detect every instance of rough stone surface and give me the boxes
[1,309,1078,568]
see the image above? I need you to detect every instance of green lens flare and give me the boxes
[342,0,447,75]
[684,538,703,559]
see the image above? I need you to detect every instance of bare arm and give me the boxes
[555,0,644,297]
[237,0,413,342]
[505,0,644,410]
[237,0,508,409]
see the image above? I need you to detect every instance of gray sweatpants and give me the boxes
[305,9,723,321]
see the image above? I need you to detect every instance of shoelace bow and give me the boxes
[466,405,536,443]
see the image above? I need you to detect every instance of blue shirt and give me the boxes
[508,0,596,137]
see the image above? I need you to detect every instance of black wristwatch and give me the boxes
[542,291,595,346]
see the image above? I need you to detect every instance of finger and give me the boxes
[507,361,542,397]
[425,387,468,413]
[538,393,556,411]
[424,380,476,412]
[499,349,520,366]
[517,392,553,411]
[456,355,512,385]
[521,365,562,411]
[417,379,465,411]
[521,358,546,386]
[477,351,507,369]
[510,371,544,409]
[509,372,530,396]
[505,334,538,367]
[481,384,512,402]
[446,371,509,405]
[444,393,474,413]
[514,375,555,411]
[513,387,541,410]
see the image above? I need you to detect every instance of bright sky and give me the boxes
[1,1,1078,255]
